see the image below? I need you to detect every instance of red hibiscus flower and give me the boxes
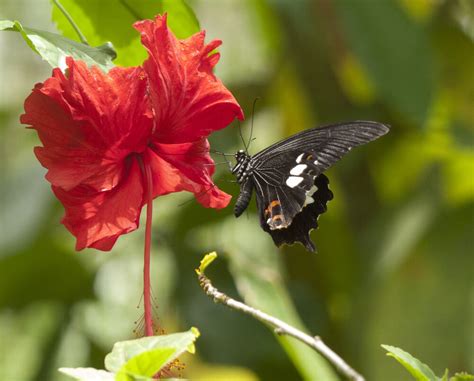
[21,15,244,251]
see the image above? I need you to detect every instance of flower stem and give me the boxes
[51,0,89,45]
[143,161,154,336]
[138,156,154,337]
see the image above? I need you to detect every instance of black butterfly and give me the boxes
[231,121,389,252]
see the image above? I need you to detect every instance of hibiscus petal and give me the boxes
[53,159,144,251]
[134,14,244,144]
[146,143,231,209]
[21,58,153,192]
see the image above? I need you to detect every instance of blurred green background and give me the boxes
[0,0,473,380]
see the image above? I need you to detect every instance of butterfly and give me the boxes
[230,120,389,252]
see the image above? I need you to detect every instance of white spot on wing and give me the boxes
[303,185,317,206]
[307,184,318,197]
[296,153,304,163]
[286,176,304,188]
[290,164,307,176]
[314,159,319,165]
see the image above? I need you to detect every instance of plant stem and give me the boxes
[198,271,365,381]
[51,0,89,45]
[142,160,154,336]
[118,0,144,20]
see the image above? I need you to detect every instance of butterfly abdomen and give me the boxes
[232,150,255,217]
[234,179,254,217]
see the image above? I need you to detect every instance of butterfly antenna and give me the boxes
[247,97,260,151]
[237,119,249,154]
[201,161,231,166]
[209,148,234,157]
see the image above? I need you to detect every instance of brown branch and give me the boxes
[196,253,365,381]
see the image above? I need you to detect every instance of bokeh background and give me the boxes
[1,0,473,380]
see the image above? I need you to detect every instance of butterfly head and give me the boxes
[235,149,247,161]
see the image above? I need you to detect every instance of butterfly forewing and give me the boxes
[253,121,389,172]
[251,152,319,228]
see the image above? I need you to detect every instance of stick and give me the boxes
[196,253,365,381]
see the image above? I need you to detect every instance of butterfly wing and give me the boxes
[250,121,389,251]
[252,150,333,252]
[253,121,389,172]
[257,174,333,251]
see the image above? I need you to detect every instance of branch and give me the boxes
[196,252,365,381]
[51,0,89,45]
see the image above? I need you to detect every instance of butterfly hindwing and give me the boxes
[254,150,333,251]
[262,174,333,252]
[255,180,305,230]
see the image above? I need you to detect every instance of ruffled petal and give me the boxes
[53,159,144,251]
[21,58,152,192]
[146,141,231,209]
[134,14,244,144]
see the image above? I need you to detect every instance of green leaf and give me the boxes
[374,191,435,276]
[58,367,115,381]
[442,148,474,205]
[335,0,434,125]
[442,369,450,381]
[451,373,474,381]
[382,344,439,381]
[59,329,199,380]
[115,347,175,381]
[104,328,199,373]
[440,370,474,381]
[51,0,199,67]
[0,19,115,71]
[196,252,217,275]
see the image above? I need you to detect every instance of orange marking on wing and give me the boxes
[269,214,286,228]
[264,200,281,217]
[269,200,280,208]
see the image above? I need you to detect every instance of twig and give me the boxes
[196,253,365,381]
[52,0,89,45]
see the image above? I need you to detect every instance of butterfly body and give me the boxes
[231,121,389,252]
[232,150,255,218]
